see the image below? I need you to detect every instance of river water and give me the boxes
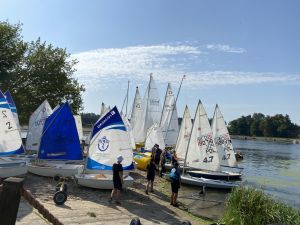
[232,139,300,208]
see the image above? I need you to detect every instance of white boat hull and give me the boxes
[28,162,84,178]
[0,161,28,178]
[75,173,134,189]
[180,175,238,190]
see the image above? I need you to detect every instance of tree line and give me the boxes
[228,113,300,138]
[0,21,84,124]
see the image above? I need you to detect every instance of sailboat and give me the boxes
[184,101,241,180]
[4,90,21,130]
[75,106,134,189]
[212,104,241,167]
[132,74,162,144]
[165,105,192,170]
[144,123,166,150]
[26,100,53,152]
[28,102,84,177]
[130,87,142,130]
[159,83,179,147]
[74,115,84,141]
[0,90,27,178]
[121,114,136,150]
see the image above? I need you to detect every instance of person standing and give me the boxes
[159,149,167,177]
[170,162,181,207]
[145,158,156,194]
[109,155,124,205]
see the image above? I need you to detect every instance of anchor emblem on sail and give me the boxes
[98,136,109,152]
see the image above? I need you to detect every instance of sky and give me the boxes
[1,0,300,124]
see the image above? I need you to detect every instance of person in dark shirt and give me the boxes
[145,158,156,194]
[109,155,124,204]
[171,150,178,166]
[159,149,167,177]
[170,161,181,207]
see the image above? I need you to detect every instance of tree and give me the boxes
[0,22,26,83]
[0,21,85,123]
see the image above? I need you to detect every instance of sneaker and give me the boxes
[145,190,149,195]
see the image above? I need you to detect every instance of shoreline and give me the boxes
[231,135,300,144]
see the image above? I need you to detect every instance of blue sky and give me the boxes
[1,0,300,124]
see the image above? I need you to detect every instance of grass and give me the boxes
[221,187,300,225]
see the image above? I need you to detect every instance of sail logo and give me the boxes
[98,136,109,151]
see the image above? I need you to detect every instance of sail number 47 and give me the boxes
[203,156,213,163]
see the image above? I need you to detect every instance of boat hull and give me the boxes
[28,163,84,178]
[181,175,238,190]
[187,170,242,180]
[0,161,28,178]
[133,152,151,171]
[75,173,134,189]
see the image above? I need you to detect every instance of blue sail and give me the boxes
[4,90,17,114]
[87,106,134,170]
[38,102,83,160]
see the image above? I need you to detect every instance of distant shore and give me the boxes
[231,135,300,144]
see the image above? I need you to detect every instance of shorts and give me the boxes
[171,181,180,193]
[113,180,122,190]
[147,174,155,181]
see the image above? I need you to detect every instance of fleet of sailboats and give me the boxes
[1,74,242,191]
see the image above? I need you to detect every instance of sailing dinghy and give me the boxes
[75,106,134,189]
[159,83,179,148]
[26,100,53,153]
[28,102,84,178]
[0,90,27,178]
[4,90,21,130]
[184,101,241,181]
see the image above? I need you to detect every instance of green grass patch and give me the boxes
[221,187,300,225]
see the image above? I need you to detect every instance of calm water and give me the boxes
[232,139,300,207]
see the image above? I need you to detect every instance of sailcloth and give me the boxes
[38,102,83,160]
[160,83,179,147]
[26,100,53,151]
[0,90,24,155]
[145,123,166,150]
[86,106,134,171]
[100,102,108,118]
[74,115,84,141]
[130,86,142,129]
[121,114,136,150]
[132,74,162,143]
[212,104,237,167]
[4,90,20,129]
[185,100,220,171]
[175,106,192,160]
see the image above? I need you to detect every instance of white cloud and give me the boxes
[71,44,300,90]
[206,44,246,53]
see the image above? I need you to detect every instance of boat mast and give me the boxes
[121,80,130,116]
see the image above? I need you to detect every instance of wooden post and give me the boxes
[0,177,24,225]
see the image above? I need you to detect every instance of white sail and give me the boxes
[185,100,220,171]
[74,115,84,141]
[132,74,162,143]
[100,102,108,118]
[0,90,24,155]
[122,114,136,150]
[160,83,179,147]
[86,106,134,171]
[130,87,142,129]
[145,123,166,150]
[26,100,53,151]
[175,106,192,160]
[212,104,237,167]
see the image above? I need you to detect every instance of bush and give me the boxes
[221,187,300,225]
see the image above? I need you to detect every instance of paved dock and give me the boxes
[15,173,208,225]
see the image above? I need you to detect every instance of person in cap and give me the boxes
[109,155,124,204]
